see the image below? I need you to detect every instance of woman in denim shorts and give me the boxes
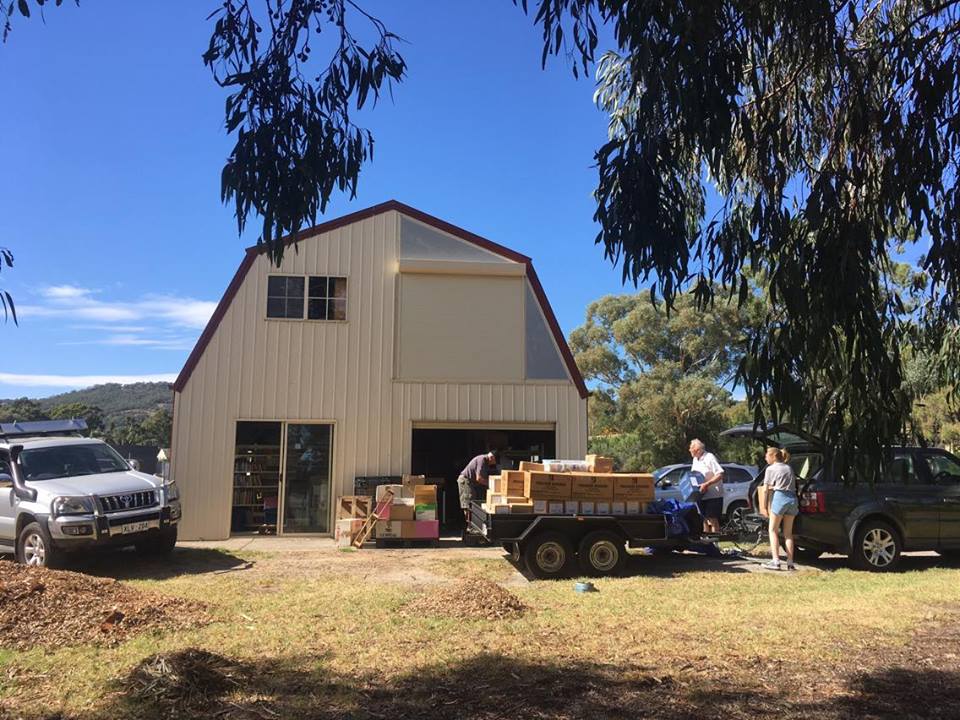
[760,447,799,570]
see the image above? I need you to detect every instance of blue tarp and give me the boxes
[646,498,699,537]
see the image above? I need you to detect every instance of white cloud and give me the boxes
[0,372,178,389]
[42,285,97,299]
[19,286,218,342]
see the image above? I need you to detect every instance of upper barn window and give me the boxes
[266,275,346,321]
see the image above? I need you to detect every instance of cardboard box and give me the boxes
[548,501,565,514]
[519,461,545,472]
[533,499,548,514]
[376,520,403,538]
[402,474,426,487]
[544,459,590,473]
[389,503,416,521]
[483,503,511,515]
[488,493,509,506]
[625,501,641,514]
[570,475,615,501]
[414,485,437,505]
[611,501,626,515]
[408,520,439,539]
[375,484,404,503]
[757,484,771,515]
[586,454,614,473]
[334,518,364,547]
[491,470,526,496]
[509,503,534,513]
[565,500,580,514]
[596,501,611,515]
[524,472,572,500]
[613,474,656,501]
[415,503,437,521]
[579,501,595,515]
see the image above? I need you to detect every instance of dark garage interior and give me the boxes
[411,427,556,532]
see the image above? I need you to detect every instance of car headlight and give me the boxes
[52,496,95,516]
[164,481,180,502]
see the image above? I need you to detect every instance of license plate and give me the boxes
[115,520,151,535]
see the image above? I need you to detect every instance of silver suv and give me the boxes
[0,420,181,567]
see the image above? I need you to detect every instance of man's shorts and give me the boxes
[457,475,483,510]
[698,497,723,521]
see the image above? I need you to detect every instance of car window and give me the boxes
[883,454,916,485]
[19,444,129,481]
[666,468,685,483]
[723,467,752,484]
[921,454,960,484]
[0,451,9,476]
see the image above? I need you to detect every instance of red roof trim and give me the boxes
[175,201,587,399]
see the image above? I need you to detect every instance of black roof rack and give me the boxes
[0,419,89,441]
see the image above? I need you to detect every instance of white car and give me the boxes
[653,462,758,521]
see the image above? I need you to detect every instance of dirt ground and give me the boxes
[1,544,958,720]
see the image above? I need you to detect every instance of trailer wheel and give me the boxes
[522,532,574,579]
[577,531,626,576]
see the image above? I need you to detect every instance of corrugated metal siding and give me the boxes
[171,210,588,540]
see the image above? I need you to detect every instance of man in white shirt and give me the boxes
[689,438,725,534]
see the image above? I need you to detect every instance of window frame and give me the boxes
[265,274,348,322]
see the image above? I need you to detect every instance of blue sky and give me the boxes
[0,1,640,398]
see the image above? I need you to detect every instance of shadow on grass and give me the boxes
[792,551,960,574]
[12,650,959,720]
[67,547,253,581]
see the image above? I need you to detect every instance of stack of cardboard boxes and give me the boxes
[373,475,440,541]
[483,454,655,516]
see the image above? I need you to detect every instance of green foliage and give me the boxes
[104,409,172,447]
[0,247,14,325]
[47,402,104,432]
[574,290,762,469]
[0,398,47,423]
[2,0,76,43]
[33,382,171,419]
[523,0,960,480]
[203,0,406,265]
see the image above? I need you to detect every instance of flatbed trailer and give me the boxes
[470,502,702,578]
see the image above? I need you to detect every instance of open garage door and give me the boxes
[411,426,556,532]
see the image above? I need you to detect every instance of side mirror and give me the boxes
[128,459,142,471]
[0,472,12,487]
[661,479,673,488]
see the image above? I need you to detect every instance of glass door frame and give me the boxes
[277,420,336,536]
[233,419,337,536]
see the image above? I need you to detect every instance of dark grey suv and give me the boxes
[721,423,960,571]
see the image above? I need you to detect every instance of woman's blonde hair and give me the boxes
[766,446,785,463]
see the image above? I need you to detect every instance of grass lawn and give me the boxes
[2,547,959,719]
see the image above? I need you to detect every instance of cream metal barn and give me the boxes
[171,201,588,539]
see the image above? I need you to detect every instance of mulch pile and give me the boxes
[405,576,527,620]
[0,560,208,650]
[125,648,241,711]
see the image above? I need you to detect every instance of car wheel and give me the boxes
[17,521,64,569]
[851,520,901,572]
[136,526,178,556]
[725,501,749,525]
[577,531,626,577]
[522,531,574,580]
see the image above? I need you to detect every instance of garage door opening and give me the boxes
[411,427,556,532]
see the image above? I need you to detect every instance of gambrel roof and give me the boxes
[173,200,588,397]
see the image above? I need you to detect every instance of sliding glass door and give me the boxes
[281,423,333,534]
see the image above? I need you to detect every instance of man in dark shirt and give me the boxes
[458,452,496,534]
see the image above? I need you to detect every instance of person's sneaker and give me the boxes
[762,560,781,570]
[786,563,796,571]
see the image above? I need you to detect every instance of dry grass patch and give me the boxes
[404,576,528,620]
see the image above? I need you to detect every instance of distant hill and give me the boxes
[33,382,172,420]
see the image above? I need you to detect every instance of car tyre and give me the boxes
[16,521,64,569]
[136,526,178,556]
[725,501,749,526]
[577,530,626,577]
[851,520,901,572]
[521,531,574,580]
